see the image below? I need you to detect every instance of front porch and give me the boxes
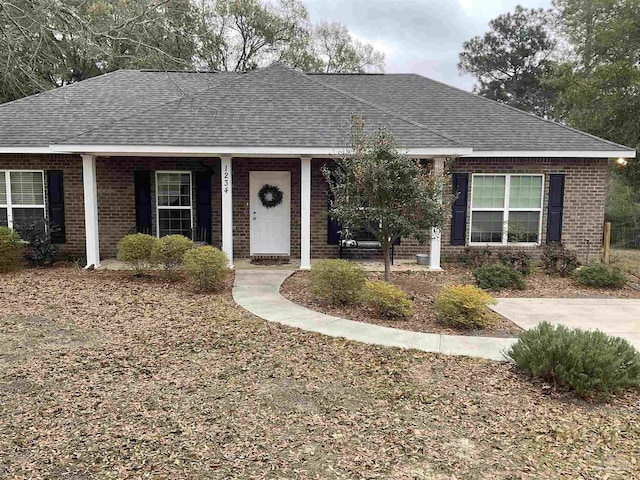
[81,154,446,271]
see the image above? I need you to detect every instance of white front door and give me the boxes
[250,171,291,255]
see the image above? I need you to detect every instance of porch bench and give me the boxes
[338,239,395,265]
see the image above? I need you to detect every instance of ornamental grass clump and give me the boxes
[152,234,195,279]
[508,322,640,398]
[0,227,23,273]
[117,233,158,276]
[433,284,497,329]
[575,263,627,289]
[473,263,525,291]
[183,246,230,291]
[364,280,414,319]
[310,259,366,305]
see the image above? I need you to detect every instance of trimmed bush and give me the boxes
[310,259,366,305]
[152,235,195,278]
[364,280,414,319]
[0,227,23,273]
[117,233,158,275]
[434,284,497,329]
[473,263,525,291]
[498,251,533,275]
[183,246,230,291]
[576,263,627,289]
[543,243,579,277]
[507,321,640,397]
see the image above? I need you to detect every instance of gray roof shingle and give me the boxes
[0,64,633,155]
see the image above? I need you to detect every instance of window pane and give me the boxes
[0,208,7,227]
[158,209,192,238]
[471,211,504,243]
[508,211,540,243]
[157,173,191,207]
[12,208,46,236]
[0,172,6,204]
[10,171,44,205]
[509,175,543,208]
[472,176,505,208]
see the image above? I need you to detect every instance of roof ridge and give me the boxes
[277,64,466,148]
[54,71,238,145]
[408,73,634,152]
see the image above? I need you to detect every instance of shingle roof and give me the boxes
[0,64,634,156]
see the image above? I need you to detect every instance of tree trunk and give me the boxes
[382,239,391,282]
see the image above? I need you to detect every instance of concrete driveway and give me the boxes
[492,298,640,348]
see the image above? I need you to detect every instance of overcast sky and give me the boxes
[305,0,553,91]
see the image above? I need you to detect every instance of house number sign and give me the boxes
[224,164,230,194]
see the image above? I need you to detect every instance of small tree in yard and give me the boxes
[323,115,451,281]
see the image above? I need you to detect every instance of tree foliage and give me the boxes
[323,115,450,281]
[459,6,557,117]
[0,0,385,104]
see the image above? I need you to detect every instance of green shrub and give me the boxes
[507,322,640,397]
[576,263,627,289]
[433,284,497,329]
[183,246,230,291]
[543,243,579,277]
[310,259,366,305]
[0,227,23,273]
[498,251,534,275]
[152,235,195,278]
[364,280,414,319]
[117,233,158,275]
[473,263,525,291]
[459,247,493,268]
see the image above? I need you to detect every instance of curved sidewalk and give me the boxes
[232,270,516,361]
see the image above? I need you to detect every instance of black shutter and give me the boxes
[195,171,212,244]
[450,173,468,246]
[546,174,565,243]
[46,170,65,243]
[134,171,152,234]
[327,214,341,245]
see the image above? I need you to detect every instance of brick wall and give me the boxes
[1,155,609,263]
[0,154,85,256]
[441,157,609,261]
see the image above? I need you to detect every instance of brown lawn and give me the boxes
[0,267,639,479]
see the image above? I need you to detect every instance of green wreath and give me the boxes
[258,184,284,209]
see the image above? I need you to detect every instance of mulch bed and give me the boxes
[281,267,523,337]
[1,267,639,478]
[281,264,640,338]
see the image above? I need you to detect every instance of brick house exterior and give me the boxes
[0,65,633,268]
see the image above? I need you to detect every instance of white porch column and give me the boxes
[430,157,446,271]
[82,154,100,269]
[300,156,312,270]
[221,156,234,268]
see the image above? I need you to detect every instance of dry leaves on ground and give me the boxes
[0,267,639,479]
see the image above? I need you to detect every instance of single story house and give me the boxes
[0,64,634,269]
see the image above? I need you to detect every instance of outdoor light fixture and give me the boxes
[616,157,628,166]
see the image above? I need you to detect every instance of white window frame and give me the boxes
[0,170,47,230]
[155,171,193,238]
[469,173,544,246]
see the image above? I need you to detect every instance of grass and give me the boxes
[0,267,639,478]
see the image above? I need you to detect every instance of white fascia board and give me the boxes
[49,144,473,157]
[466,150,636,158]
[0,147,58,154]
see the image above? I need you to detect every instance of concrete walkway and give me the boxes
[492,298,640,349]
[232,270,516,361]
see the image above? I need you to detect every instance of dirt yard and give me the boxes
[1,267,639,479]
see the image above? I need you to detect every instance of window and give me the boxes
[470,174,544,245]
[156,172,192,238]
[0,171,46,235]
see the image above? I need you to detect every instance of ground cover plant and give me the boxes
[508,321,640,397]
[473,263,525,291]
[1,267,639,478]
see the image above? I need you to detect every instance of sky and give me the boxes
[304,0,553,91]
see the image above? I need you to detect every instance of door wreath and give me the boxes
[258,184,284,208]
